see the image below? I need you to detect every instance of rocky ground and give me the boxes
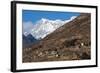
[23,46,90,62]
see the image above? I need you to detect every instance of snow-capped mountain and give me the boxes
[23,16,77,40]
[30,18,65,39]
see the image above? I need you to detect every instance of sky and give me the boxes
[22,10,80,24]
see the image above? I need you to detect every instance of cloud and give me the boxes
[23,21,34,36]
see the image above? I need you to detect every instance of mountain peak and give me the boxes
[41,18,48,21]
[31,18,67,39]
[38,18,49,25]
[23,16,78,40]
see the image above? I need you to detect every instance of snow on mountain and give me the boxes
[23,16,77,40]
[30,18,63,39]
